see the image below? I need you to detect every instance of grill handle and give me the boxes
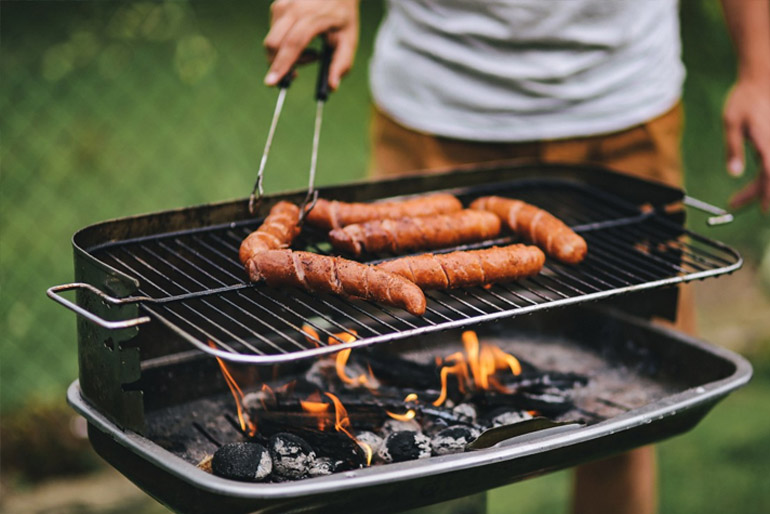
[47,283,152,329]
[683,195,734,226]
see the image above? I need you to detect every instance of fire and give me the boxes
[433,331,522,406]
[325,392,373,466]
[301,324,321,347]
[326,330,377,388]
[301,391,332,431]
[208,341,257,437]
[386,393,418,421]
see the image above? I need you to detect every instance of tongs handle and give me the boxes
[298,38,334,225]
[683,195,734,226]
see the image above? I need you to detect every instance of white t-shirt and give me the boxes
[369,0,685,142]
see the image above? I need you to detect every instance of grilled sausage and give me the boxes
[239,201,301,265]
[376,244,545,289]
[329,209,501,256]
[246,250,427,316]
[305,193,463,230]
[470,196,587,264]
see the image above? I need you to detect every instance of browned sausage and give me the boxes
[328,209,501,256]
[246,250,427,316]
[470,196,587,264]
[239,201,301,265]
[376,244,545,289]
[305,193,463,230]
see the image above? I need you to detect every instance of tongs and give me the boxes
[248,38,334,225]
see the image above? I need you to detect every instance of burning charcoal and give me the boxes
[381,418,422,435]
[377,431,432,463]
[355,431,384,456]
[431,426,480,455]
[452,403,477,424]
[518,390,574,416]
[488,410,533,428]
[304,359,339,391]
[211,442,272,482]
[269,433,317,479]
[308,456,335,477]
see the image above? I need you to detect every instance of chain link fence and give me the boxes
[1,0,383,412]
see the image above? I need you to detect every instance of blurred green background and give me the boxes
[1,1,769,513]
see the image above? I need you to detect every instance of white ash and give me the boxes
[304,359,339,390]
[489,410,533,428]
[243,390,276,412]
[452,403,477,424]
[431,426,480,456]
[269,433,317,479]
[377,431,432,464]
[355,431,384,455]
[211,442,272,482]
[308,457,334,477]
[380,418,422,435]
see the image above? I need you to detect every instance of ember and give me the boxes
[207,330,588,482]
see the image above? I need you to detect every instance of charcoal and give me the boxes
[355,431,384,456]
[380,418,422,435]
[212,442,272,482]
[308,456,335,477]
[431,426,480,455]
[452,403,477,424]
[487,409,533,428]
[377,431,432,463]
[352,352,438,390]
[517,390,574,416]
[269,433,316,479]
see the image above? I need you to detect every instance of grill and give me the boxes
[50,166,739,365]
[50,162,751,513]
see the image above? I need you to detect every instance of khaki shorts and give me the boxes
[368,103,694,333]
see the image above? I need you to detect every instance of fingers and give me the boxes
[723,109,745,177]
[328,30,358,90]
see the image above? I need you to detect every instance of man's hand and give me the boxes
[724,78,770,212]
[264,0,359,90]
[721,0,770,213]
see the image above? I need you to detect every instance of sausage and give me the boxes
[470,196,587,264]
[239,201,301,265]
[376,244,545,289]
[246,250,427,316]
[328,209,501,256]
[305,193,463,230]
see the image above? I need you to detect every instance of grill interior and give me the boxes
[87,179,740,364]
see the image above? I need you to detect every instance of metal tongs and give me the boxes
[248,38,334,224]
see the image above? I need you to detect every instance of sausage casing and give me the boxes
[470,196,587,264]
[246,250,427,316]
[305,193,462,230]
[329,209,501,256]
[239,201,301,265]
[376,244,545,289]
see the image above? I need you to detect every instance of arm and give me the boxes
[263,0,360,90]
[720,0,770,212]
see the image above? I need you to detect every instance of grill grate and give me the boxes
[89,180,741,364]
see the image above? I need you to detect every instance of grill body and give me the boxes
[69,306,751,514]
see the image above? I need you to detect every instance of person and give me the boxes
[263,1,770,513]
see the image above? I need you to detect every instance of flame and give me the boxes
[300,391,332,430]
[326,330,377,388]
[208,341,257,437]
[301,324,321,347]
[325,392,373,466]
[433,331,522,406]
[386,393,418,421]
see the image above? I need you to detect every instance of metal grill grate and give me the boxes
[89,180,741,364]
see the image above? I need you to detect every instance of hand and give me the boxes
[723,78,770,213]
[264,0,359,90]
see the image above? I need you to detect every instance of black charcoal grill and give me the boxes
[50,163,752,513]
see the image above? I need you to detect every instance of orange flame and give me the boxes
[324,392,373,466]
[208,341,257,437]
[387,393,418,421]
[300,391,332,430]
[326,330,377,388]
[433,331,522,406]
[301,324,321,347]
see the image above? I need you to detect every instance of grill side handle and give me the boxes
[47,283,152,329]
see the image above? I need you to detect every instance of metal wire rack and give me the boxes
[58,179,742,364]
